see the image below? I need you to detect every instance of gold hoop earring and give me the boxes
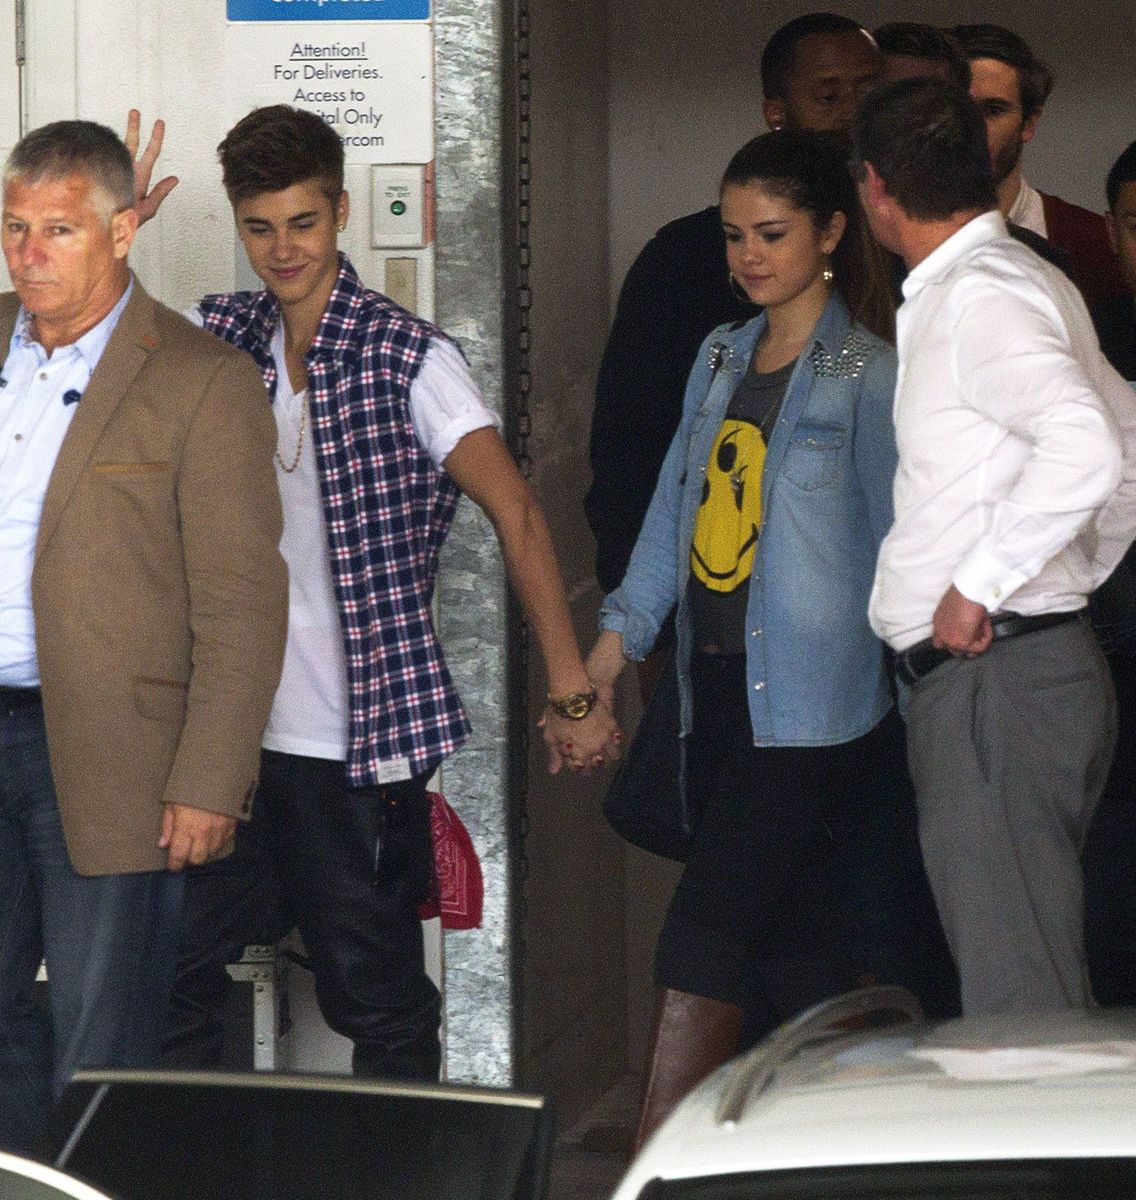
[728,271,749,303]
[822,265,835,284]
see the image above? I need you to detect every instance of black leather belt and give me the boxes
[0,685,43,715]
[895,610,1082,687]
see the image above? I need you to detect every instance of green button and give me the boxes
[390,200,407,216]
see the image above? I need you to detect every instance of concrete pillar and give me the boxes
[433,0,516,1086]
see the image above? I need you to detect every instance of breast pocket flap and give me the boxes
[783,422,847,491]
[92,461,172,476]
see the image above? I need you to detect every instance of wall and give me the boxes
[17,0,515,1087]
[607,0,1136,306]
[20,4,437,316]
[519,0,629,1127]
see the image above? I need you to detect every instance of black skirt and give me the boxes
[655,652,888,1017]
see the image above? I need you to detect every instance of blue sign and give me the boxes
[228,0,429,20]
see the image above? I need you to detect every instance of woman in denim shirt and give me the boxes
[584,132,899,1146]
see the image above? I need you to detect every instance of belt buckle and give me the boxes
[897,639,952,686]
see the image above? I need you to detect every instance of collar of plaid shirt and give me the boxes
[199,255,472,784]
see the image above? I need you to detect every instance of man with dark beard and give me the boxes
[952,23,1125,309]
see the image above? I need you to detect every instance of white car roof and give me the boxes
[611,998,1136,1200]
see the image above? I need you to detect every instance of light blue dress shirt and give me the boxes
[0,280,133,686]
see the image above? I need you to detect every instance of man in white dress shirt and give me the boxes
[850,78,1136,1015]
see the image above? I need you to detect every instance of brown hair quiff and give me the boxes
[218,105,344,205]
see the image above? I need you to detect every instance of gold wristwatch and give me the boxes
[547,686,598,720]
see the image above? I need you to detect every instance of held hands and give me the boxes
[159,804,237,872]
[932,585,993,657]
[124,109,179,225]
[539,696,623,775]
[539,628,628,774]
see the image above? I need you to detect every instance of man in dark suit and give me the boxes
[0,120,286,1151]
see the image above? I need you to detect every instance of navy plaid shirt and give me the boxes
[199,256,471,783]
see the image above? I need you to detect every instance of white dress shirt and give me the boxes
[0,281,134,685]
[1007,177,1046,240]
[870,212,1136,651]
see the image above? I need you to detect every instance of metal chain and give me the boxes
[514,0,533,482]
[508,0,534,1030]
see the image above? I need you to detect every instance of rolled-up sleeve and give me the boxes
[409,339,501,468]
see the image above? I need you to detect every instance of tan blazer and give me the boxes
[3,279,287,875]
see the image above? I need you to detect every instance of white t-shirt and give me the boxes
[186,306,500,760]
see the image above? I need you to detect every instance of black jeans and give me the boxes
[164,750,440,1080]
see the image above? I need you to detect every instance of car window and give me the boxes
[642,1158,1136,1199]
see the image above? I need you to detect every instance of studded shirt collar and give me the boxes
[706,291,866,379]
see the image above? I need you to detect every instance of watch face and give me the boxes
[553,690,595,719]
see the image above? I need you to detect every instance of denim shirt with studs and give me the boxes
[601,291,899,749]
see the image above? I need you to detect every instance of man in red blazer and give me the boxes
[952,23,1126,310]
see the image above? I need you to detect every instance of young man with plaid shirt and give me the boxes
[134,106,619,1079]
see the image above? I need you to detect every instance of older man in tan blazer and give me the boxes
[0,120,285,1152]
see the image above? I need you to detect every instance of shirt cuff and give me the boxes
[952,547,1031,611]
[430,412,501,468]
[598,592,655,662]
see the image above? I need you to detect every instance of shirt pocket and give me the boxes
[781,422,846,491]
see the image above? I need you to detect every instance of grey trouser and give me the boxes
[905,617,1116,1015]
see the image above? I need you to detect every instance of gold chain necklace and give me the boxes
[275,398,307,473]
